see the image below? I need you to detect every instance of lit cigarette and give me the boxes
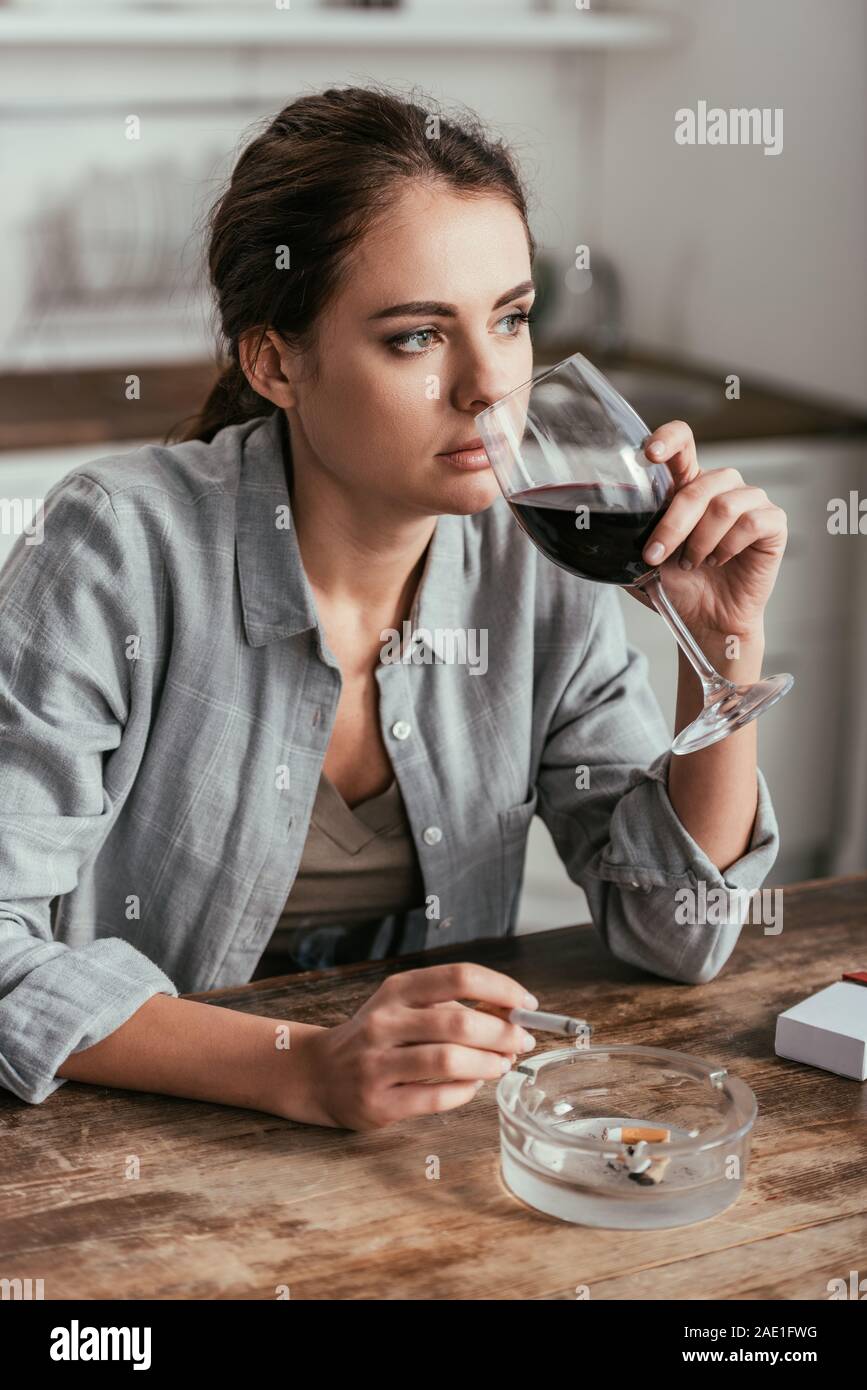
[474,1002,591,1038]
[602,1125,671,1143]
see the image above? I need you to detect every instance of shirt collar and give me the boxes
[235,408,468,653]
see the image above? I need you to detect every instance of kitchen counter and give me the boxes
[0,361,218,452]
[1,345,866,452]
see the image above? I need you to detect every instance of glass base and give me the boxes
[671,672,795,755]
[500,1145,745,1229]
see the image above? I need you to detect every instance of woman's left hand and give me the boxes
[628,420,788,641]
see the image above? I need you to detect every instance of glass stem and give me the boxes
[635,572,735,698]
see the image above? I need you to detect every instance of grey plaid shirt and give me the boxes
[0,408,779,1104]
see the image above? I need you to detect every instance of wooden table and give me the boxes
[1,876,865,1300]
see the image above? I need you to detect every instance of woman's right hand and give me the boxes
[298,962,540,1131]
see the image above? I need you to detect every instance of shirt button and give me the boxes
[630,880,640,888]
[391,720,412,740]
[423,825,443,846]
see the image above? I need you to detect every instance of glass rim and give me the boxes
[496,1043,757,1157]
[474,350,592,424]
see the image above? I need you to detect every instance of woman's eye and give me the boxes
[496,310,533,335]
[388,327,440,355]
[387,310,532,356]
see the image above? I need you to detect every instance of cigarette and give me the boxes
[602,1125,671,1143]
[474,1002,591,1038]
[628,1158,671,1186]
[607,1139,672,1186]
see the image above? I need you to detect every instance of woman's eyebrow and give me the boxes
[367,279,535,321]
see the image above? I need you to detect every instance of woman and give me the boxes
[0,86,784,1131]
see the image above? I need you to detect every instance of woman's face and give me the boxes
[281,183,535,518]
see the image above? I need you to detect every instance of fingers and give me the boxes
[675,486,777,569]
[641,465,747,566]
[644,420,700,485]
[702,504,788,567]
[641,425,788,572]
[378,1041,515,1087]
[376,1079,490,1123]
[376,960,538,1013]
[365,999,535,1057]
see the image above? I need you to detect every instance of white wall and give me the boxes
[598,0,867,412]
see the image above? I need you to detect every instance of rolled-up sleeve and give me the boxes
[535,582,780,984]
[0,473,177,1105]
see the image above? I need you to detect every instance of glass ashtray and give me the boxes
[496,1045,757,1229]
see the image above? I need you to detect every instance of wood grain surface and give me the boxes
[1,875,865,1301]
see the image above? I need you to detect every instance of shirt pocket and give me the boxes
[498,786,539,933]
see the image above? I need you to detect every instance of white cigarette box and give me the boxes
[775,980,867,1081]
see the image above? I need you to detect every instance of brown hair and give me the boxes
[168,83,536,445]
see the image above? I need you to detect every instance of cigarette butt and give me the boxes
[628,1157,671,1186]
[623,1141,651,1174]
[602,1125,671,1143]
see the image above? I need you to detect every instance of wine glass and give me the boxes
[474,352,794,754]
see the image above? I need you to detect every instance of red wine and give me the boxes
[508,482,670,585]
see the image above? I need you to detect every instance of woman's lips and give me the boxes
[436,444,491,470]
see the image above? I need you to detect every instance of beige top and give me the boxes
[266,770,426,953]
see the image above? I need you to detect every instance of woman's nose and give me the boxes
[455,370,525,417]
[449,341,530,417]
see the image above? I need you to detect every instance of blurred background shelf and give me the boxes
[0,10,678,51]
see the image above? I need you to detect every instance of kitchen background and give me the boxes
[1,0,865,932]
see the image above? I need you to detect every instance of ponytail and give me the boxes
[167,353,275,446]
